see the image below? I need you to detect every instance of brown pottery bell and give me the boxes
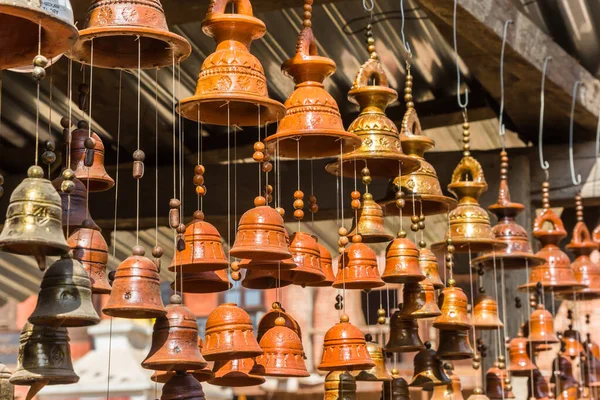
[348,194,394,243]
[308,242,335,287]
[529,369,550,400]
[52,177,99,233]
[385,314,424,353]
[382,236,425,284]
[242,266,295,290]
[103,247,166,319]
[420,248,444,289]
[209,358,266,387]
[431,365,465,400]
[562,328,584,359]
[486,363,515,399]
[69,128,114,192]
[252,322,309,378]
[382,377,410,400]
[551,356,579,393]
[433,284,470,330]
[203,303,262,361]
[10,322,79,386]
[68,221,111,294]
[69,0,191,69]
[508,333,537,375]
[318,315,375,371]
[0,363,13,400]
[561,217,600,299]
[528,304,559,344]
[257,305,302,342]
[29,254,101,327]
[353,339,391,381]
[161,372,206,400]
[290,231,326,286]
[333,239,384,290]
[325,371,357,400]
[0,166,70,270]
[400,278,441,319]
[409,343,451,389]
[436,329,474,360]
[178,0,283,126]
[151,339,214,384]
[472,294,504,330]
[171,270,232,293]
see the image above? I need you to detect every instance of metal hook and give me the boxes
[498,20,513,151]
[569,81,583,186]
[453,0,468,109]
[400,0,412,56]
[538,56,552,173]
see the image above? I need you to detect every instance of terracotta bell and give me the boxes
[68,221,111,294]
[178,0,283,126]
[230,201,291,261]
[256,305,302,343]
[383,236,425,284]
[466,389,492,400]
[239,255,297,272]
[528,304,559,344]
[486,363,515,399]
[169,213,228,273]
[171,270,232,293]
[551,356,579,393]
[290,231,326,286]
[562,215,600,299]
[103,247,167,319]
[151,338,214,384]
[433,284,470,330]
[529,369,550,400]
[252,322,309,378]
[382,377,410,400]
[161,372,206,400]
[263,26,361,159]
[420,248,444,289]
[409,343,451,389]
[209,358,265,387]
[10,322,79,386]
[69,127,114,192]
[52,176,99,233]
[0,166,70,270]
[69,0,191,69]
[436,329,474,360]
[308,242,335,287]
[143,295,208,371]
[472,294,504,330]
[0,0,78,70]
[353,339,392,381]
[203,303,263,361]
[400,278,441,319]
[472,151,546,270]
[562,328,584,359]
[325,371,357,400]
[333,238,384,290]
[318,315,375,371]
[348,194,394,243]
[0,363,13,400]
[242,266,295,290]
[385,314,424,353]
[508,333,537,375]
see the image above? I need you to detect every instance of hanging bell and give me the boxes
[486,363,515,399]
[400,278,441,319]
[561,219,600,299]
[264,27,361,158]
[0,166,70,270]
[69,127,114,192]
[325,371,357,400]
[382,377,410,400]
[433,284,470,330]
[252,321,309,378]
[472,294,504,330]
[308,242,335,287]
[551,356,579,395]
[419,248,444,289]
[151,338,214,384]
[203,303,263,361]
[333,238,384,290]
[347,194,394,243]
[178,0,283,126]
[562,328,584,359]
[436,329,474,360]
[0,363,13,400]
[68,0,191,69]
[103,246,167,319]
[353,339,391,381]
[382,236,425,284]
[385,313,424,353]
[431,365,465,400]
[242,266,295,290]
[10,322,79,386]
[529,369,550,400]
[467,389,492,400]
[171,270,232,293]
[257,305,302,343]
[290,232,326,286]
[409,343,451,389]
[318,314,375,371]
[29,254,101,327]
[528,304,559,344]
[161,372,206,400]
[508,333,537,375]
[209,358,266,387]
[68,220,111,294]
[587,338,600,359]
[239,256,297,272]
[52,176,99,233]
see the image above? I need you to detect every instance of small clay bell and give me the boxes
[433,285,471,330]
[318,315,375,371]
[252,322,309,378]
[69,128,114,192]
[472,294,504,330]
[562,328,584,359]
[333,240,384,290]
[290,231,326,286]
[486,363,515,399]
[382,237,425,284]
[68,222,111,294]
[528,304,559,344]
[257,305,302,343]
[308,242,336,287]
[436,330,474,360]
[420,247,444,289]
[348,194,394,243]
[409,343,451,389]
[400,278,441,319]
[209,358,265,387]
[508,333,537,375]
[385,314,424,353]
[161,372,206,400]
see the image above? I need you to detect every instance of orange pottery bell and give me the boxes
[333,237,384,290]
[409,343,451,389]
[348,194,394,243]
[433,284,470,330]
[318,314,375,371]
[486,363,515,399]
[325,371,357,400]
[151,338,214,384]
[161,372,206,400]
[400,278,441,319]
[353,339,392,381]
[209,358,265,387]
[420,248,444,289]
[52,177,99,233]
[203,303,262,361]
[238,256,297,272]
[178,0,284,126]
[528,304,559,344]
[103,246,166,319]
[143,295,208,371]
[307,242,335,287]
[436,329,474,360]
[290,232,326,286]
[508,333,537,376]
[69,0,191,69]
[257,304,302,342]
[68,220,111,294]
[562,328,584,359]
[252,320,309,378]
[69,126,114,192]
[385,313,424,353]
[242,266,295,290]
[171,270,232,293]
[472,294,504,330]
[382,236,425,284]
[529,368,550,400]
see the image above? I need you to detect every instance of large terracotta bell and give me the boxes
[409,343,451,389]
[420,248,444,289]
[161,372,206,400]
[528,303,559,344]
[400,278,441,319]
[383,236,425,284]
[171,270,232,293]
[353,339,391,381]
[151,338,214,384]
[529,369,550,400]
[472,293,504,330]
[29,254,101,327]
[333,237,384,290]
[472,151,546,270]
[0,363,13,400]
[178,0,283,126]
[486,363,515,399]
[68,220,111,294]
[433,284,470,330]
[103,247,167,319]
[318,315,375,371]
[263,25,361,158]
[0,166,70,270]
[508,333,537,375]
[0,0,78,69]
[348,194,394,243]
[562,328,584,359]
[10,322,79,386]
[70,126,114,192]
[68,0,191,69]
[230,200,292,261]
[382,377,410,400]
[308,242,335,287]
[385,314,424,353]
[290,231,326,286]
[143,295,208,371]
[203,303,263,361]
[252,320,309,378]
[325,371,357,400]
[209,358,265,387]
[436,329,474,360]
[256,304,302,343]
[52,177,99,233]
[242,266,295,290]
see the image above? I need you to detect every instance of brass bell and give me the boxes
[0,363,13,400]
[420,248,444,289]
[562,328,584,359]
[333,239,384,290]
[171,270,232,294]
[242,266,295,290]
[472,293,504,330]
[433,284,471,330]
[29,254,101,327]
[528,304,559,344]
[68,220,111,294]
[290,231,326,286]
[0,166,70,270]
[353,339,391,381]
[436,329,474,360]
[161,372,206,400]
[385,313,424,353]
[400,278,441,319]
[10,322,79,386]
[409,342,451,389]
[52,176,100,234]
[70,127,115,192]
[486,363,515,399]
[348,194,394,243]
[209,358,266,387]
[383,236,425,284]
[308,242,335,287]
[382,377,410,400]
[325,371,357,400]
[508,333,537,375]
[318,315,375,372]
[529,369,550,400]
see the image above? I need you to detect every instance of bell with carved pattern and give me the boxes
[486,363,515,399]
[409,343,451,389]
[29,254,100,327]
[308,242,335,287]
[382,377,410,400]
[353,339,391,381]
[171,269,232,293]
[528,304,559,344]
[242,265,295,290]
[472,293,503,330]
[433,284,470,330]
[529,369,550,400]
[347,194,394,243]
[436,329,474,360]
[333,237,384,290]
[0,166,70,270]
[420,248,444,289]
[69,126,114,192]
[382,236,425,284]
[562,328,584,359]
[508,333,537,375]
[257,304,302,342]
[161,372,206,400]
[68,220,111,294]
[318,314,375,371]
[400,278,441,319]
[0,363,13,400]
[209,358,265,387]
[385,313,424,353]
[325,371,357,400]
[290,231,326,286]
[52,176,100,233]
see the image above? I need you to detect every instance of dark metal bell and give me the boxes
[29,254,101,327]
[0,363,13,400]
[436,329,474,360]
[161,372,206,400]
[325,371,357,400]
[400,278,441,319]
[486,364,515,399]
[385,313,424,353]
[410,344,451,389]
[382,377,410,400]
[562,329,584,359]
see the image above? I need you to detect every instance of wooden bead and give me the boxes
[169,208,180,229]
[276,207,285,217]
[193,174,204,186]
[338,236,349,246]
[195,185,206,196]
[194,164,205,175]
[252,151,264,162]
[293,209,304,220]
[265,185,273,194]
[169,198,181,209]
[351,190,361,200]
[293,190,304,199]
[132,160,144,179]
[261,162,273,172]
[193,210,205,220]
[351,199,361,209]
[254,196,267,207]
[231,261,240,272]
[293,199,304,209]
[231,271,241,281]
[308,195,317,204]
[338,227,348,236]
[352,234,362,243]
[253,141,265,152]
[309,203,318,213]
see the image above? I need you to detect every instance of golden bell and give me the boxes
[68,221,111,294]
[383,236,425,284]
[290,232,326,286]
[528,304,559,344]
[400,278,441,319]
[409,343,451,389]
[0,166,70,270]
[0,363,13,400]
[333,239,384,290]
[433,285,471,330]
[508,333,537,375]
[325,371,357,400]
[29,254,101,327]
[318,315,375,372]
[382,377,410,400]
[161,372,206,400]
[420,248,444,289]
[348,194,394,243]
[436,329,474,360]
[70,128,115,192]
[472,294,504,330]
[486,363,515,399]
[10,322,79,386]
[562,328,584,359]
[385,314,424,353]
[353,340,391,381]
[529,369,550,400]
[52,176,100,234]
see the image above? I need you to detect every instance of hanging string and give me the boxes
[297,140,301,233]
[227,102,231,285]
[34,23,42,166]
[500,258,509,362]
[340,141,346,314]
[498,20,512,151]
[399,0,412,56]
[453,0,468,109]
[197,105,201,211]
[468,244,481,389]
[88,40,94,140]
[135,38,141,245]
[491,252,503,363]
[525,258,535,398]
[155,70,159,247]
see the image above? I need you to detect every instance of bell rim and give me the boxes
[229,246,292,261]
[473,322,505,330]
[379,194,458,217]
[332,279,386,290]
[9,371,80,386]
[431,239,508,254]
[325,155,421,178]
[242,276,294,290]
[102,305,167,319]
[435,352,474,360]
[471,252,547,270]
[142,360,209,372]
[170,277,232,293]
[208,374,266,387]
[168,259,229,273]
[239,258,297,271]
[292,269,327,285]
[264,130,362,159]
[78,175,115,193]
[318,360,376,372]
[202,349,264,362]
[517,281,588,292]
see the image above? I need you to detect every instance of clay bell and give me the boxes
[239,256,297,272]
[289,232,326,286]
[433,285,470,330]
[562,328,584,359]
[178,0,283,126]
[242,266,295,290]
[400,278,441,319]
[385,314,424,353]
[382,236,425,284]
[562,219,600,299]
[169,213,228,273]
[472,294,504,330]
[486,364,515,399]
[382,377,410,400]
[209,358,265,387]
[325,371,357,400]
[203,303,262,361]
[551,356,579,390]
[252,322,309,378]
[0,363,13,400]
[68,221,111,294]
[420,248,444,289]
[529,368,550,400]
[171,270,232,294]
[103,246,167,319]
[152,338,214,384]
[431,365,464,400]
[353,339,391,381]
[409,343,451,389]
[348,194,394,243]
[333,238,384,290]
[308,242,335,287]
[508,333,537,375]
[10,322,79,386]
[143,295,208,371]
[467,389,492,400]
[436,330,474,360]
[256,305,302,343]
[161,372,206,400]
[528,304,559,344]
[230,201,291,261]
[69,127,114,192]
[264,27,361,158]
[0,0,78,69]
[69,0,191,69]
[29,254,100,327]
[318,315,375,371]
[52,176,99,233]
[0,166,70,270]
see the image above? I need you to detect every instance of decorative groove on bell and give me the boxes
[68,221,111,294]
[472,294,504,330]
[347,194,394,243]
[562,329,584,359]
[69,128,114,192]
[178,0,283,126]
[508,333,537,375]
[52,177,100,233]
[290,232,326,286]
[0,363,14,400]
[242,266,295,290]
[400,278,441,319]
[353,340,391,381]
[561,215,600,299]
[161,372,206,400]
[385,314,424,353]
[0,166,70,269]
[333,240,384,290]
[383,237,424,284]
[171,270,232,293]
[319,315,375,371]
[325,371,357,400]
[307,243,335,287]
[382,377,410,400]
[10,322,79,386]
[409,343,451,389]
[29,254,101,327]
[257,305,302,343]
[529,369,550,400]
[436,330,474,360]
[252,322,309,378]
[527,304,559,344]
[209,358,266,387]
